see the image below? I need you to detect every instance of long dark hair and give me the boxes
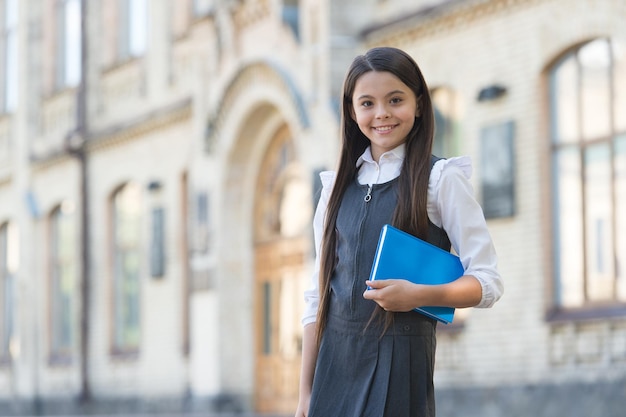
[315,47,435,346]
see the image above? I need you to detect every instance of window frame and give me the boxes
[547,38,626,321]
[48,203,77,362]
[282,0,300,41]
[192,0,213,17]
[110,182,142,355]
[54,0,82,89]
[0,222,14,364]
[0,0,17,113]
[117,0,147,61]
[431,86,460,158]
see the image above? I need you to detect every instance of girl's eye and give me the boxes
[361,100,373,107]
[390,97,402,104]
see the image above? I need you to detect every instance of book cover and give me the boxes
[368,224,464,324]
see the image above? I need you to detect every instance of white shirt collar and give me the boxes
[356,143,406,168]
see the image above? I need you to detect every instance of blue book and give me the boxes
[368,224,464,324]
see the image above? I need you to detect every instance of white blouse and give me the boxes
[302,144,504,326]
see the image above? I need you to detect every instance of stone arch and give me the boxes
[206,60,310,153]
[210,62,311,406]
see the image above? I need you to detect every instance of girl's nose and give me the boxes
[375,105,391,119]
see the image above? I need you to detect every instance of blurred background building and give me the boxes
[0,0,625,416]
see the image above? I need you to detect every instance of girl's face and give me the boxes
[351,70,420,162]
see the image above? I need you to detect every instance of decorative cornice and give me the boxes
[232,0,270,31]
[361,0,538,45]
[87,97,192,152]
[32,98,192,172]
[205,61,310,153]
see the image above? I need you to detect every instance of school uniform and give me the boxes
[303,145,503,417]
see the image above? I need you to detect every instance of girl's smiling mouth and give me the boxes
[373,125,396,133]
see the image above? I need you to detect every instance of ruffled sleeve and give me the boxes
[301,171,336,325]
[428,156,504,308]
[429,156,472,186]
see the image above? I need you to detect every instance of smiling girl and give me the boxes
[295,47,503,417]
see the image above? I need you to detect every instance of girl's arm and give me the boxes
[432,158,503,308]
[364,275,482,312]
[364,157,503,312]
[295,322,318,417]
[296,171,334,416]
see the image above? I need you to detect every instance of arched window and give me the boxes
[49,202,77,358]
[549,38,626,310]
[254,126,301,241]
[112,182,142,352]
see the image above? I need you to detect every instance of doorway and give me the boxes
[253,125,310,413]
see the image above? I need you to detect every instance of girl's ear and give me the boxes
[350,106,357,121]
[415,95,422,117]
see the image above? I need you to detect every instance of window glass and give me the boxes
[2,0,17,112]
[55,0,81,88]
[550,38,626,309]
[113,183,141,350]
[50,203,77,355]
[0,222,16,360]
[129,0,147,56]
[119,0,147,59]
[551,55,579,144]
[579,39,611,140]
[615,134,626,301]
[193,0,213,16]
[262,281,272,355]
[0,223,10,357]
[283,0,299,40]
[63,0,81,87]
[614,42,626,132]
[583,144,614,300]
[553,148,584,307]
[432,87,459,157]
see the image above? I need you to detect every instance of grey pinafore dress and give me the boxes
[308,157,451,417]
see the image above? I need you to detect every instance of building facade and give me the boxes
[0,0,625,416]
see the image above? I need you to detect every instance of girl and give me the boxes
[295,47,503,417]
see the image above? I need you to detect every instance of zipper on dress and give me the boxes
[352,183,372,315]
[364,185,372,202]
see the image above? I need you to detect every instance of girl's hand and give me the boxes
[363,279,425,312]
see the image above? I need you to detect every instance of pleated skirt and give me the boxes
[308,312,437,417]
